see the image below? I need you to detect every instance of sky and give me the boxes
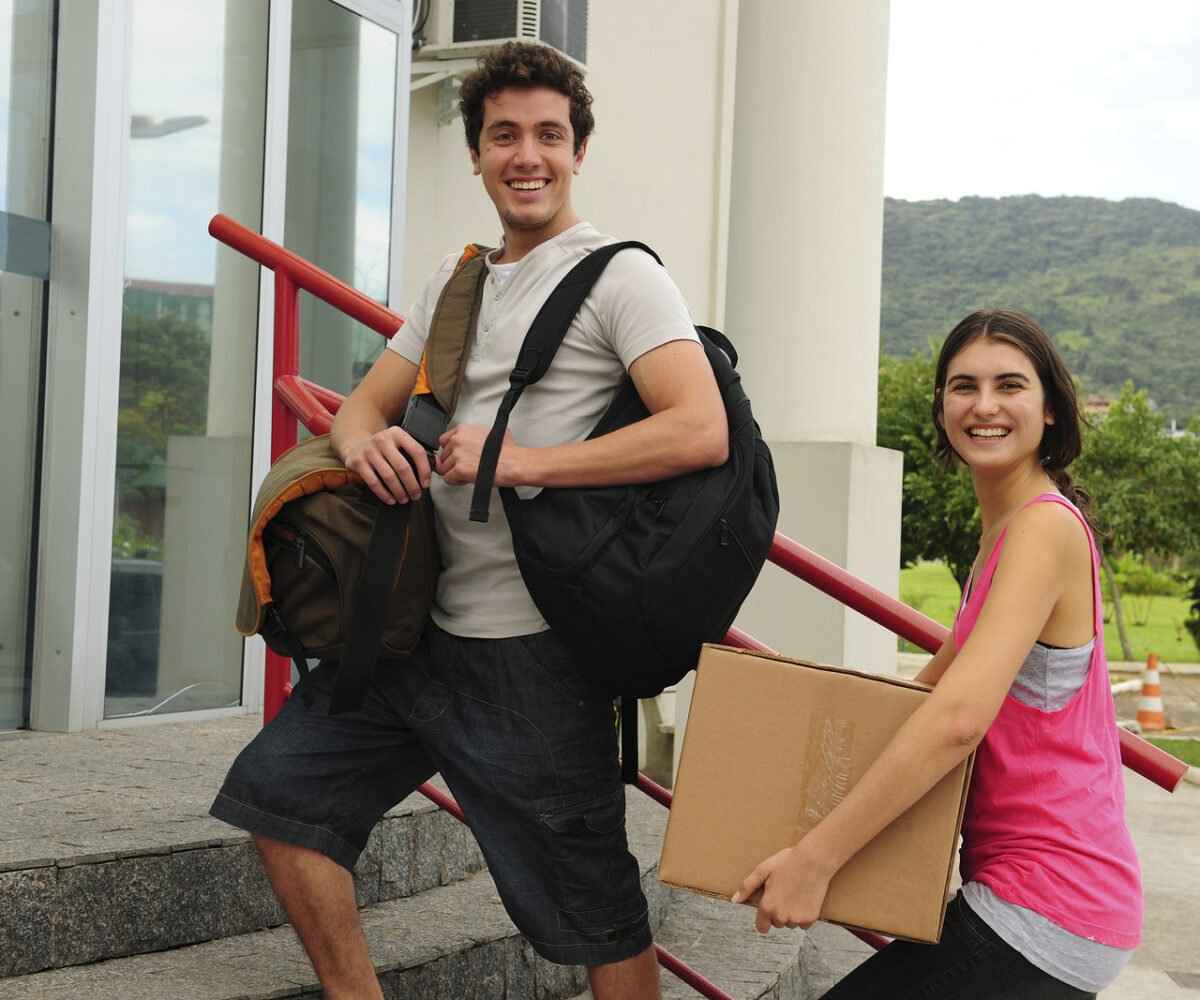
[5,2,1198,280]
[884,0,1200,211]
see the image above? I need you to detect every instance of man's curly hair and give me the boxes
[459,42,594,155]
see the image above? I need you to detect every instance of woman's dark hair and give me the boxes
[459,42,594,155]
[932,309,1096,526]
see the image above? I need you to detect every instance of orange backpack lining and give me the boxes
[240,466,353,635]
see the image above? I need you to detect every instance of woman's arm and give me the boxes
[734,502,1085,933]
[913,634,957,687]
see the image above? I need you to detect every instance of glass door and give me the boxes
[104,0,270,718]
[0,0,54,730]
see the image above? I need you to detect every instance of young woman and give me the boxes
[733,310,1142,998]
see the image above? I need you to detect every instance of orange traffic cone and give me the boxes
[1135,653,1165,732]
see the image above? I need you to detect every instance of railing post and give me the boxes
[264,271,301,723]
[272,271,300,460]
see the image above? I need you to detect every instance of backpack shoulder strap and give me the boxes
[469,240,662,522]
[416,244,493,412]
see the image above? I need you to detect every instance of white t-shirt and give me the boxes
[389,222,699,637]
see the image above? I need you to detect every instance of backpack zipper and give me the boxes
[297,531,335,577]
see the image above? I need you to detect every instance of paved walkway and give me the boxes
[1101,769,1200,997]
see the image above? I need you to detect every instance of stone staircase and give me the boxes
[0,717,866,998]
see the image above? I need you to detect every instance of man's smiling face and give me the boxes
[471,86,587,251]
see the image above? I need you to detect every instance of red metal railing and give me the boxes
[212,213,1188,995]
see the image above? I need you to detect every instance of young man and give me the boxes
[211,42,727,1000]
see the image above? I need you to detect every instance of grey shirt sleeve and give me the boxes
[582,248,700,370]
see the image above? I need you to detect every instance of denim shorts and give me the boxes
[210,624,650,967]
[819,893,1096,999]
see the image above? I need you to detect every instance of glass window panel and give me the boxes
[106,0,268,719]
[0,0,53,730]
[286,0,397,397]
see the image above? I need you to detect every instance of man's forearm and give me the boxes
[510,404,728,487]
[330,393,391,463]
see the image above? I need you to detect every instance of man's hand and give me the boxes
[341,426,432,505]
[437,424,524,486]
[732,841,836,934]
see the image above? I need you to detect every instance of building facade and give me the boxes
[0,0,898,734]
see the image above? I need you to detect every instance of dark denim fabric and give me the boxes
[820,894,1097,999]
[210,624,650,966]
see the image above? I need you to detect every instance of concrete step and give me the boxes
[0,789,671,1000]
[570,891,814,1000]
[1,718,488,976]
[796,923,874,999]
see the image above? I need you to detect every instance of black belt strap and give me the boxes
[329,501,409,715]
[265,605,310,681]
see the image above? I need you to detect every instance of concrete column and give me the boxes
[727,1,891,447]
[673,2,901,783]
[721,0,901,665]
[154,435,248,708]
[207,0,268,438]
[285,0,360,396]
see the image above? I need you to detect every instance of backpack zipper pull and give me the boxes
[719,519,731,547]
[297,537,306,568]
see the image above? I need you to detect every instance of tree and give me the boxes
[115,309,211,497]
[1075,384,1200,659]
[877,353,979,590]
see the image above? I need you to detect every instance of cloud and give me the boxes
[885,0,1200,209]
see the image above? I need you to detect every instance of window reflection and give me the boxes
[287,0,397,396]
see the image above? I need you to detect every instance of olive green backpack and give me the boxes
[235,434,439,714]
[234,247,495,714]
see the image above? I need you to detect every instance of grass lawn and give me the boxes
[899,560,1200,664]
[1146,738,1200,768]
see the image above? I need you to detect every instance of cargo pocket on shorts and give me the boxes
[539,788,647,943]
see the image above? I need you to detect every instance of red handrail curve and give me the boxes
[274,374,336,436]
[211,213,403,338]
[210,214,1187,990]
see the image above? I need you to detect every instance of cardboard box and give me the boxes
[660,644,973,943]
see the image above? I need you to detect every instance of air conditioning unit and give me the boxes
[413,0,588,69]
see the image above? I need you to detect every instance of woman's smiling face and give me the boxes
[940,336,1054,474]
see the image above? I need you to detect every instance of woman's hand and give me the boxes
[733,841,837,934]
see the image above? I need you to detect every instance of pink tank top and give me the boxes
[954,492,1142,948]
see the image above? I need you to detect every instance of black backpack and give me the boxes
[449,242,780,772]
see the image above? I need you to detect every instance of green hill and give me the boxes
[881,195,1200,422]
